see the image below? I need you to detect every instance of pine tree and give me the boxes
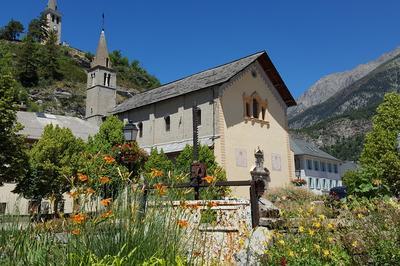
[17,36,39,87]
[41,31,62,80]
[27,14,48,43]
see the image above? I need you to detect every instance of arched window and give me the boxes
[103,73,107,86]
[107,74,111,87]
[106,58,109,68]
[245,102,251,117]
[252,98,259,119]
[261,107,266,120]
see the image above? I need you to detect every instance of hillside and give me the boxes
[290,52,400,161]
[0,40,160,118]
[288,47,400,118]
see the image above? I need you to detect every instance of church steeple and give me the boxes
[85,29,117,126]
[91,30,111,69]
[47,0,58,10]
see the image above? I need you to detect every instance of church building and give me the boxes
[85,30,298,197]
[43,0,62,44]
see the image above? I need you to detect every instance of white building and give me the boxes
[290,137,342,194]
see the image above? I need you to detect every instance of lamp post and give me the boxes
[123,121,139,143]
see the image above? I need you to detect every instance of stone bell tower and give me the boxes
[43,0,62,44]
[85,30,117,126]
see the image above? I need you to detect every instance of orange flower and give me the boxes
[207,201,218,208]
[68,191,79,199]
[78,173,89,182]
[101,210,113,218]
[71,213,86,224]
[153,183,167,196]
[100,198,112,207]
[177,219,189,228]
[203,176,215,184]
[189,203,200,209]
[150,168,164,178]
[100,176,111,184]
[71,229,81,235]
[86,188,95,195]
[104,156,116,164]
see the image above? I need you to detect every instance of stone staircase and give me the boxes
[258,198,284,230]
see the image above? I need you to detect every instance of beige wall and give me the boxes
[216,61,294,198]
[120,88,218,153]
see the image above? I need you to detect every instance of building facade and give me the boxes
[43,0,62,44]
[291,138,342,194]
[111,52,297,197]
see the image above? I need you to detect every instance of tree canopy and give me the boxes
[0,19,24,41]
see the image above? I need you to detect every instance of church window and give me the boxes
[252,98,259,119]
[103,73,107,86]
[138,122,143,138]
[164,116,171,132]
[56,17,60,24]
[91,108,93,115]
[245,102,250,117]
[261,107,266,120]
[52,15,55,22]
[106,58,109,68]
[107,74,111,86]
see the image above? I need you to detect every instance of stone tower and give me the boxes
[43,0,62,44]
[85,30,117,126]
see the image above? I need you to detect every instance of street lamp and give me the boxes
[123,121,139,142]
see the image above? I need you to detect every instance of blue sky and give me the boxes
[2,0,400,98]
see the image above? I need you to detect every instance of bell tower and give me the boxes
[44,0,62,44]
[85,30,117,126]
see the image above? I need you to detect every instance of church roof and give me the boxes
[112,51,296,114]
[17,111,99,141]
[47,0,58,10]
[91,30,111,68]
[290,137,340,161]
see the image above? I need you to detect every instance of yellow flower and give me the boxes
[71,229,81,235]
[352,241,358,248]
[150,168,164,178]
[100,198,112,207]
[278,239,285,245]
[328,237,334,243]
[179,201,188,209]
[78,173,89,182]
[318,214,326,220]
[71,213,86,224]
[327,223,334,230]
[288,250,295,257]
[308,229,315,236]
[202,175,215,184]
[357,213,364,219]
[323,249,330,257]
[299,226,305,233]
[99,176,111,184]
[177,219,189,228]
[313,222,321,229]
[104,155,116,164]
[302,248,307,253]
[314,244,321,250]
[372,179,382,186]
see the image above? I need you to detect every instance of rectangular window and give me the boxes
[322,179,326,190]
[196,109,202,126]
[316,179,320,190]
[328,163,332,173]
[307,160,312,170]
[329,179,333,189]
[0,203,6,215]
[164,116,170,132]
[309,178,313,188]
[314,161,319,171]
[334,164,338,174]
[321,162,326,172]
[138,122,143,138]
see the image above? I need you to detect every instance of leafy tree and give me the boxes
[144,148,174,180]
[17,36,39,87]
[0,74,28,185]
[109,50,129,67]
[27,14,48,43]
[87,116,124,154]
[344,93,400,197]
[14,125,85,214]
[41,31,63,80]
[0,19,24,41]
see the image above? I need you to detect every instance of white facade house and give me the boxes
[291,137,342,194]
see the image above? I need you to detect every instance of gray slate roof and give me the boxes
[290,137,340,161]
[112,52,265,114]
[17,111,99,141]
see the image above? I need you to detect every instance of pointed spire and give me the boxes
[91,30,111,69]
[47,0,57,10]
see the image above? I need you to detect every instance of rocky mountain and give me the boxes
[289,48,400,161]
[288,47,400,118]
